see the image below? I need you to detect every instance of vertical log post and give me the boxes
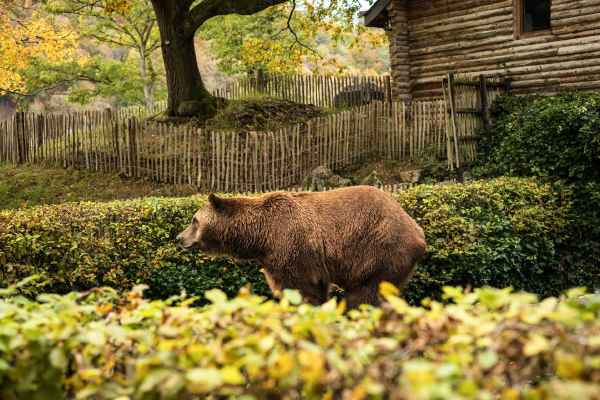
[479,74,491,131]
[447,72,460,170]
[128,118,137,177]
[15,112,27,164]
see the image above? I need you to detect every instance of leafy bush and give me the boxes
[1,283,599,399]
[0,178,598,303]
[475,92,600,182]
[472,92,600,298]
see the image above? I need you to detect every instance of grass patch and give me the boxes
[0,163,198,210]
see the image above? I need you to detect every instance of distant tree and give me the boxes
[46,0,162,107]
[0,1,79,99]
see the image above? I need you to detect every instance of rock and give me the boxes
[333,83,385,108]
[399,169,422,183]
[329,174,352,187]
[360,170,383,187]
[304,165,352,191]
[311,165,334,180]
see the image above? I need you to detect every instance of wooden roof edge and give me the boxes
[360,0,391,28]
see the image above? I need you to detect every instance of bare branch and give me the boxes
[272,0,322,59]
[0,76,108,98]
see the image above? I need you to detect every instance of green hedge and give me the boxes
[472,92,600,298]
[0,197,270,301]
[475,91,600,183]
[1,283,600,399]
[1,177,598,302]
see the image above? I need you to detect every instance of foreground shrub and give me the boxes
[475,92,600,183]
[1,177,598,302]
[1,284,599,399]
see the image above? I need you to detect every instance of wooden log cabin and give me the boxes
[362,0,600,100]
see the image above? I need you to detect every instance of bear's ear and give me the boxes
[208,193,234,212]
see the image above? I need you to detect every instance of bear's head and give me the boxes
[176,193,238,255]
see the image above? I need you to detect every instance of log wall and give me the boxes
[388,0,412,101]
[387,0,600,99]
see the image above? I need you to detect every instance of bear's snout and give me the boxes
[176,229,196,250]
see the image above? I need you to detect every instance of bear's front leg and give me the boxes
[261,267,328,305]
[261,268,282,298]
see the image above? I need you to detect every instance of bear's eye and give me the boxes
[192,217,198,226]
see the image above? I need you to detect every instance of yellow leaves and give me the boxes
[477,350,499,370]
[78,368,103,383]
[205,289,227,304]
[104,0,131,14]
[379,281,400,298]
[524,334,551,356]
[554,351,584,379]
[241,37,305,75]
[49,347,68,369]
[4,283,600,399]
[221,366,245,385]
[0,10,79,93]
[501,387,520,400]
[298,349,325,384]
[95,303,113,315]
[269,352,295,379]
[185,368,223,393]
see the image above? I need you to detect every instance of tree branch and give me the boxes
[185,0,288,36]
[272,0,322,59]
[0,76,108,98]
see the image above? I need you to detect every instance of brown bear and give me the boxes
[176,186,426,308]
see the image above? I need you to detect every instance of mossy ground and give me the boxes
[201,97,327,131]
[0,163,198,210]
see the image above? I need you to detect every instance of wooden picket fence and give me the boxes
[0,99,477,192]
[0,73,505,192]
[213,72,392,109]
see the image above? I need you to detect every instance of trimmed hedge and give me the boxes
[1,177,598,302]
[0,197,270,301]
[1,283,600,399]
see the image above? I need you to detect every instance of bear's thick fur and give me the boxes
[177,186,426,308]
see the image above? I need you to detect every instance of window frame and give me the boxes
[514,0,552,39]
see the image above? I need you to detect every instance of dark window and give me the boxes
[522,0,551,32]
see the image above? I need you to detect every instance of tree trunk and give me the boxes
[138,48,155,108]
[151,1,216,118]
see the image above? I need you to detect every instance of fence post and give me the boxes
[503,77,512,94]
[446,72,460,170]
[479,74,491,131]
[384,75,392,105]
[15,111,28,164]
[128,118,137,177]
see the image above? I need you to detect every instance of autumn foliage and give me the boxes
[1,279,599,399]
[0,6,79,95]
